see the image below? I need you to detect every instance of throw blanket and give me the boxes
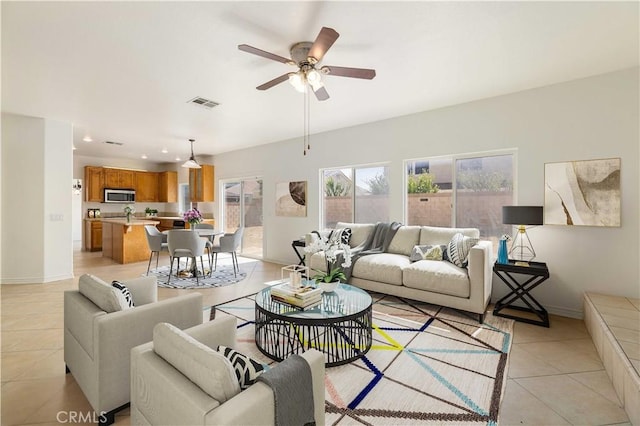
[343,221,402,281]
[256,354,315,426]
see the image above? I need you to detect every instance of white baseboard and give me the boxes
[545,303,583,319]
[1,273,74,284]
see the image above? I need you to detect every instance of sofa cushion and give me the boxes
[351,253,409,286]
[216,345,266,390]
[420,226,480,245]
[446,233,479,268]
[153,322,240,403]
[336,222,374,247]
[78,274,125,313]
[388,226,421,256]
[403,260,471,298]
[410,244,446,262]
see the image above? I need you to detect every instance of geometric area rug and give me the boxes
[214,292,514,425]
[146,262,246,289]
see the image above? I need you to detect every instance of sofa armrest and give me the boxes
[123,276,157,305]
[204,349,325,426]
[467,241,493,311]
[94,292,203,413]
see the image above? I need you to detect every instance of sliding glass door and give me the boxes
[222,178,263,258]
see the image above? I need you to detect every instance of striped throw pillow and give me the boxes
[216,346,266,389]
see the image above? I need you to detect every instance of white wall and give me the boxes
[213,68,639,318]
[1,113,74,283]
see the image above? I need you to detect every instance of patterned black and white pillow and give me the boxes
[112,281,134,309]
[328,228,350,247]
[340,228,352,245]
[216,345,266,390]
[445,233,479,268]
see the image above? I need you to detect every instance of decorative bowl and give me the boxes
[318,281,339,293]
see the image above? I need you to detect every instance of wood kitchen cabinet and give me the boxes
[84,166,104,202]
[85,220,102,251]
[158,171,178,202]
[104,168,135,189]
[135,171,158,202]
[189,165,214,202]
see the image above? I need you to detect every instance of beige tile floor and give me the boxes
[1,246,631,425]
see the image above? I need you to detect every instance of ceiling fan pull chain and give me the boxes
[303,88,309,155]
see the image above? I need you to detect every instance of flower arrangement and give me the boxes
[304,233,352,283]
[123,205,135,222]
[183,208,203,227]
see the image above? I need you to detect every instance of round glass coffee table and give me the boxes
[254,283,372,367]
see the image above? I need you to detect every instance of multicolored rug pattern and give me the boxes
[214,292,513,425]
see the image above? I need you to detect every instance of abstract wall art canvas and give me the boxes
[544,158,620,227]
[275,181,307,217]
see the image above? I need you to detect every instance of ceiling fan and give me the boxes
[238,27,376,101]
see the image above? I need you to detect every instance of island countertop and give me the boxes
[101,218,160,226]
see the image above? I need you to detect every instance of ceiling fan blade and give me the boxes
[308,27,339,63]
[238,44,293,65]
[313,85,330,101]
[322,65,376,79]
[256,73,290,91]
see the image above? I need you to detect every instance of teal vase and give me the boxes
[497,239,508,264]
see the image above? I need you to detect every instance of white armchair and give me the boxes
[131,315,325,426]
[64,274,203,425]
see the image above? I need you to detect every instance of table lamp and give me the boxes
[502,206,543,266]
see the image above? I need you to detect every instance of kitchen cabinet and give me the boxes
[104,168,135,189]
[135,171,159,202]
[85,220,102,251]
[84,166,104,202]
[158,171,178,202]
[189,165,214,202]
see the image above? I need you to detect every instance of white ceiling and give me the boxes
[2,1,638,163]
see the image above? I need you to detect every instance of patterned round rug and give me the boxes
[147,264,247,289]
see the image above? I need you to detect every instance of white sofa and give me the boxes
[131,316,326,426]
[307,222,493,322]
[64,274,203,425]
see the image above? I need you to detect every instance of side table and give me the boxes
[291,238,306,266]
[493,260,550,327]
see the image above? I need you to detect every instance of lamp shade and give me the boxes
[502,206,543,225]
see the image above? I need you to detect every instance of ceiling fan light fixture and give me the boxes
[288,71,306,93]
[309,79,324,92]
[306,68,321,85]
[181,139,201,169]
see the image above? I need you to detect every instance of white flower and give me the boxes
[304,234,353,269]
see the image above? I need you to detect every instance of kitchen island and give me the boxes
[102,218,160,264]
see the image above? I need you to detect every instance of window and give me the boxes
[405,152,514,247]
[322,164,390,228]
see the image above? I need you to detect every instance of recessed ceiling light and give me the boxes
[72,145,77,150]
[175,157,181,162]
[83,136,93,142]
[141,154,148,159]
[161,148,168,154]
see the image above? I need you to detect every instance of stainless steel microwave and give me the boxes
[104,188,136,203]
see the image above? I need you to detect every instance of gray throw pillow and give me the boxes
[410,245,446,262]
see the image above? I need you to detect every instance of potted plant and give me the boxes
[304,232,352,292]
[144,207,158,218]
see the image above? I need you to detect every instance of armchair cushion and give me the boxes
[122,276,157,305]
[78,274,125,312]
[153,322,241,403]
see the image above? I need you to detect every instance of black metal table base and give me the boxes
[255,303,372,367]
[493,261,550,327]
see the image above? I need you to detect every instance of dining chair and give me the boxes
[167,230,207,284]
[144,225,169,275]
[193,222,215,266]
[210,227,244,277]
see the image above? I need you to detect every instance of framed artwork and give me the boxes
[276,181,307,217]
[544,158,620,227]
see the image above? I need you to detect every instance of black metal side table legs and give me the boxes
[493,261,550,327]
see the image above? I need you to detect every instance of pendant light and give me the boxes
[182,139,201,169]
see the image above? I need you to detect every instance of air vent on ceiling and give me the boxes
[188,96,220,109]
[104,140,124,146]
